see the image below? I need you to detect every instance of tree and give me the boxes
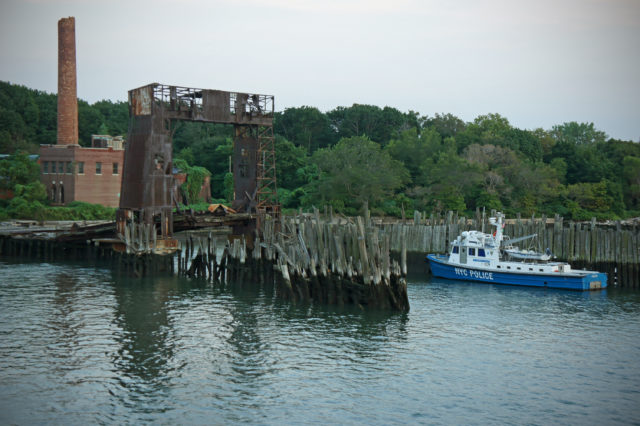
[78,100,105,146]
[566,180,622,219]
[622,156,640,210]
[93,100,129,136]
[274,106,336,153]
[416,150,483,213]
[385,127,442,181]
[508,128,542,162]
[274,136,311,190]
[327,104,417,145]
[455,113,512,153]
[551,142,614,184]
[551,122,607,145]
[309,136,409,212]
[0,152,41,190]
[423,112,467,139]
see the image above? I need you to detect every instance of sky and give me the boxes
[1,0,639,141]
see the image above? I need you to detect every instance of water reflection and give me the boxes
[49,272,81,361]
[1,257,639,424]
[110,274,179,396]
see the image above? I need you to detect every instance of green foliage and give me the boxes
[175,147,195,165]
[174,158,212,204]
[223,172,234,202]
[278,187,308,209]
[566,180,622,218]
[64,201,116,220]
[309,136,409,212]
[13,182,46,202]
[0,81,128,154]
[0,152,41,190]
[78,100,106,146]
[623,156,640,209]
[386,127,442,180]
[275,136,311,189]
[327,104,417,146]
[456,113,513,152]
[2,80,638,220]
[424,113,467,139]
[274,106,337,153]
[171,124,232,199]
[551,122,607,145]
[1,198,115,221]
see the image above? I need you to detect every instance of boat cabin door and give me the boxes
[460,247,468,264]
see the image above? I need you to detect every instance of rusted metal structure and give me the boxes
[117,83,278,252]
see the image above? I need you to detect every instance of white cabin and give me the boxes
[446,214,572,275]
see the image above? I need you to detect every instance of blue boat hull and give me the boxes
[426,254,607,291]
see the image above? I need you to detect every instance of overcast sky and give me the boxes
[1,0,639,141]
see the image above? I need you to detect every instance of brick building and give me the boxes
[39,17,125,208]
[40,136,124,206]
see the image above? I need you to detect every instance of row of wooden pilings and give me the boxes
[381,210,640,288]
[177,211,410,311]
[1,212,410,310]
[0,235,175,277]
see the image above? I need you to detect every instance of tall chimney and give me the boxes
[57,17,78,145]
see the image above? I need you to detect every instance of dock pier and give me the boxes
[2,209,638,292]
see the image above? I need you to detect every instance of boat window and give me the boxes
[507,266,511,269]
[469,248,476,256]
[517,267,521,270]
[497,265,501,269]
[452,246,459,254]
[529,268,533,271]
[478,248,486,257]
[539,269,544,272]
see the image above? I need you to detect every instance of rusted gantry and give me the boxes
[117,83,279,253]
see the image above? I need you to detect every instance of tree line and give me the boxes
[2,80,639,220]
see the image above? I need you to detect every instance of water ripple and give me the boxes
[1,260,640,424]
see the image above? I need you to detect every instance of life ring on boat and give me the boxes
[492,231,496,237]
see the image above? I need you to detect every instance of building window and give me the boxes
[113,162,118,175]
[77,162,84,174]
[66,162,72,174]
[96,162,102,175]
[43,161,49,174]
[51,162,56,174]
[58,162,64,174]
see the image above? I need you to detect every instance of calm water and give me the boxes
[1,258,639,425]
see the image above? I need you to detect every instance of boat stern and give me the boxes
[583,272,607,290]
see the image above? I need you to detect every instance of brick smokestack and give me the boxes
[57,17,78,145]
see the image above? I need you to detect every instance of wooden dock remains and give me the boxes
[2,208,638,292]
[178,211,410,311]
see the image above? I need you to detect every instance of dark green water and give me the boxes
[1,258,639,424]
